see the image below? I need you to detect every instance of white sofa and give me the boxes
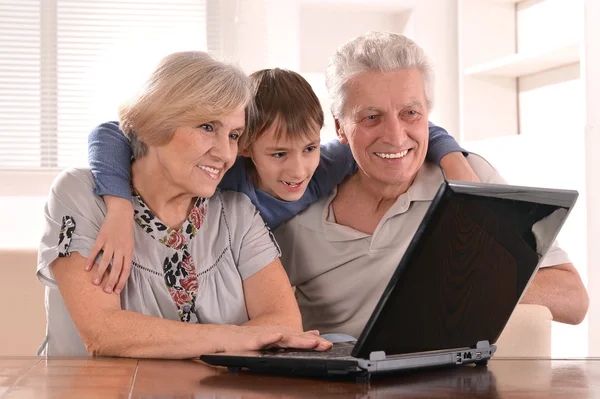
[0,248,552,357]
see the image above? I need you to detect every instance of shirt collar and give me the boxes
[313,162,445,241]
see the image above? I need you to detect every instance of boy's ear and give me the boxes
[334,118,348,144]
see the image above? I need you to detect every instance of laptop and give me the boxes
[201,180,578,380]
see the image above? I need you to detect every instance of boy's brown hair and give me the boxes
[241,68,324,150]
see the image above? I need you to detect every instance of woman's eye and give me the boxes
[304,145,317,153]
[272,152,285,158]
[197,123,214,132]
[229,132,240,141]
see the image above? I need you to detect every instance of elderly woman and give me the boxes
[37,51,331,357]
[275,32,589,338]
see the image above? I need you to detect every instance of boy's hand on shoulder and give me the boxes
[439,152,480,183]
[86,196,134,295]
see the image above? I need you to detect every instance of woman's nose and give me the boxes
[211,134,233,163]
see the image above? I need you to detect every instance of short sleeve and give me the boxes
[467,153,571,268]
[38,168,107,287]
[220,192,281,280]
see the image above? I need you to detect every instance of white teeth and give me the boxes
[283,181,300,187]
[375,150,409,159]
[198,165,219,174]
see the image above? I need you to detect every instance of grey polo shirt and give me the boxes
[274,155,571,338]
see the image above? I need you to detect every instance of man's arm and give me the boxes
[520,262,589,325]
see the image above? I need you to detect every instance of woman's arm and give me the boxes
[243,258,303,331]
[242,259,330,350]
[51,252,330,358]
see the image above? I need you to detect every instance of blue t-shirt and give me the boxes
[88,121,466,229]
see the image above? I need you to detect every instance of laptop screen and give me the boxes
[354,183,575,358]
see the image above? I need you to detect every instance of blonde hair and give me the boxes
[326,32,435,119]
[119,51,251,159]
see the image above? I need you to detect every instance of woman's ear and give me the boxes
[334,118,348,145]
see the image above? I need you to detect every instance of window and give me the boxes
[0,0,209,172]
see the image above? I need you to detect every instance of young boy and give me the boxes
[86,68,473,293]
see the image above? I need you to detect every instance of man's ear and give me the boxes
[334,117,348,145]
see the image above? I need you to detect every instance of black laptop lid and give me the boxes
[352,181,578,359]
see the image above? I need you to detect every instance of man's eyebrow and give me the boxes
[353,106,382,115]
[403,100,424,108]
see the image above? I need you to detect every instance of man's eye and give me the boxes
[272,152,285,158]
[366,115,377,120]
[304,145,317,153]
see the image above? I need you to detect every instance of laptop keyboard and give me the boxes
[261,341,356,359]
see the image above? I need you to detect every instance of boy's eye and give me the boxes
[197,123,214,132]
[304,145,317,153]
[272,152,286,158]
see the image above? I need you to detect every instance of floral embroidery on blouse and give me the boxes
[57,216,76,257]
[132,188,207,322]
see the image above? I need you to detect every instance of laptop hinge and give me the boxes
[369,351,386,361]
[476,340,490,349]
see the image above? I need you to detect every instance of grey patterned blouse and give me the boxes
[37,168,281,356]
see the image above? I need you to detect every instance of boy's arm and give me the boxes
[88,121,134,201]
[309,140,357,198]
[426,121,479,182]
[426,121,468,166]
[87,121,135,293]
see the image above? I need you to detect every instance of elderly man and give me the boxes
[274,32,589,339]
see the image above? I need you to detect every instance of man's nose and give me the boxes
[382,117,409,146]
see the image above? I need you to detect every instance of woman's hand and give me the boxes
[439,152,480,182]
[220,326,333,353]
[86,196,134,294]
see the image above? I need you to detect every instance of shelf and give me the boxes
[464,43,580,78]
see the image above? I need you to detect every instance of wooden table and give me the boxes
[1,357,599,398]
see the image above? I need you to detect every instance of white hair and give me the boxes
[325,32,435,119]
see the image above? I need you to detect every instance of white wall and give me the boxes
[584,0,600,357]
[408,0,459,137]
